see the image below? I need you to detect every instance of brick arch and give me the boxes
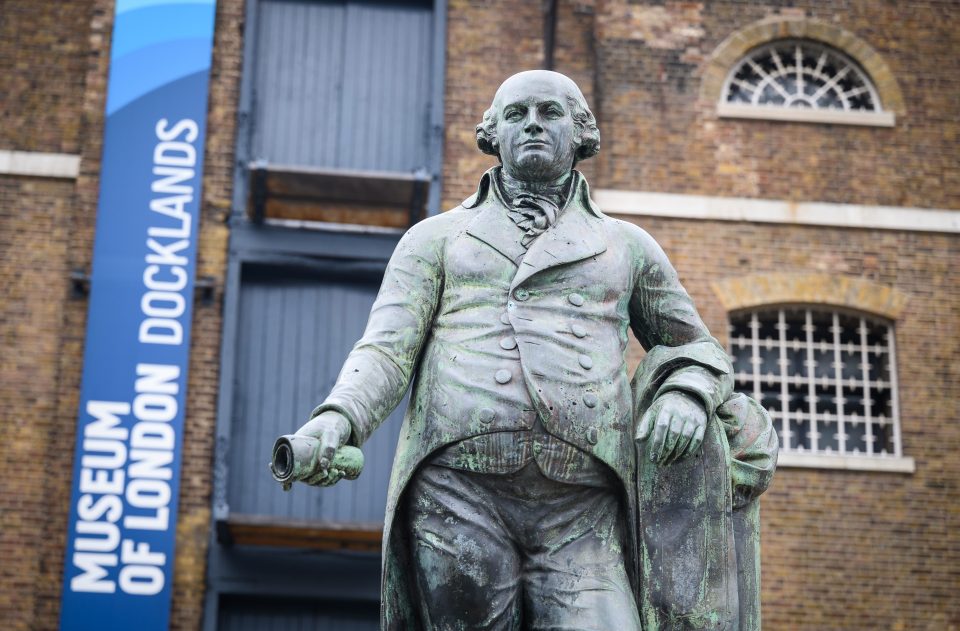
[710,273,909,320]
[700,17,905,115]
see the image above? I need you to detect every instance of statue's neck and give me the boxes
[498,169,573,204]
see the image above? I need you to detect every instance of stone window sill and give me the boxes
[777,452,915,473]
[718,103,895,127]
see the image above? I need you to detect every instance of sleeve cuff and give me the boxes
[654,365,732,416]
[309,402,363,448]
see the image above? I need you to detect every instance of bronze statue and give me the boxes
[275,70,777,630]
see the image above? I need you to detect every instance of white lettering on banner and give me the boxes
[72,401,128,594]
[119,540,167,596]
[85,401,130,441]
[71,118,198,598]
[144,238,189,267]
[139,318,182,345]
[71,553,117,593]
[143,265,187,292]
[70,364,180,594]
[123,364,178,534]
[139,118,197,346]
[119,564,165,596]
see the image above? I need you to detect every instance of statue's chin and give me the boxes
[509,153,566,183]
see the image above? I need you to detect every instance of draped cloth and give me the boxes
[631,343,779,630]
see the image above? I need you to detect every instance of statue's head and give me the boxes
[476,70,600,183]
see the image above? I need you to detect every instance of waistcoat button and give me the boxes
[514,288,530,301]
[568,293,584,306]
[495,369,512,384]
[586,427,599,445]
[499,337,517,350]
[578,354,593,370]
[583,393,598,408]
[500,312,511,325]
[571,323,587,338]
[478,408,495,424]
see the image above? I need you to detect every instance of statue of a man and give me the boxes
[289,70,775,630]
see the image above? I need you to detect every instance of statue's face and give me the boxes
[494,72,579,183]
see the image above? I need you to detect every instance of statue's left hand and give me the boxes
[636,391,708,464]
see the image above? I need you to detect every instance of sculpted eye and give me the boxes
[543,104,564,119]
[505,109,523,122]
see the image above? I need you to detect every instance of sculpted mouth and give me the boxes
[521,140,548,147]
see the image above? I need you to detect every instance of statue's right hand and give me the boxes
[294,411,352,487]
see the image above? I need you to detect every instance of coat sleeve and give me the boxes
[626,225,733,414]
[310,221,445,446]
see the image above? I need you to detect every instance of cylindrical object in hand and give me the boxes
[270,434,364,490]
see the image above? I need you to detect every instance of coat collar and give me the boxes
[462,169,528,265]
[463,167,607,287]
[462,166,603,218]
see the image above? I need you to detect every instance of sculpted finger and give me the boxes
[668,419,697,464]
[688,423,706,458]
[304,469,330,486]
[649,409,670,462]
[317,469,345,487]
[304,467,342,487]
[658,413,684,463]
[636,404,658,442]
[652,410,676,463]
[318,428,339,472]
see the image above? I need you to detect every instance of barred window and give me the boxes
[718,39,894,126]
[728,308,903,459]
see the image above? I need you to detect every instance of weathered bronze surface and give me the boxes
[277,70,777,630]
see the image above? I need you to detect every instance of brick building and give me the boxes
[1,0,957,629]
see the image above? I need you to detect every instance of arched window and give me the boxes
[728,307,904,462]
[717,39,895,127]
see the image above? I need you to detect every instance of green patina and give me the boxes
[274,70,778,630]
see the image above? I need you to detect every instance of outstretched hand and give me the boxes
[294,411,352,486]
[635,391,708,464]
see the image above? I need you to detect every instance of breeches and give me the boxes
[403,463,641,631]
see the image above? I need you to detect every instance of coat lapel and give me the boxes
[510,173,607,291]
[464,170,528,266]
[463,168,608,279]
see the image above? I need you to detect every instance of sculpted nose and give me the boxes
[524,112,543,135]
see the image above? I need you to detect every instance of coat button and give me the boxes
[583,393,598,408]
[495,369,512,384]
[479,408,495,424]
[578,354,593,370]
[499,337,517,350]
[514,288,530,301]
[571,323,587,338]
[586,427,599,445]
[568,293,584,306]
[500,312,511,325]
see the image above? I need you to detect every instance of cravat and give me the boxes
[499,171,573,248]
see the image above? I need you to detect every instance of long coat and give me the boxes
[312,168,734,629]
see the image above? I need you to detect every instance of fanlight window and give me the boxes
[728,308,902,459]
[719,40,893,126]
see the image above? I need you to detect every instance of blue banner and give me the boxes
[60,1,217,629]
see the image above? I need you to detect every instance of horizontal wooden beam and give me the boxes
[248,162,430,228]
[221,514,383,552]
